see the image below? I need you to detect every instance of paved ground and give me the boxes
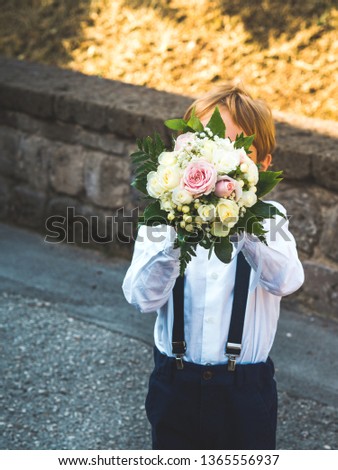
[0,221,337,450]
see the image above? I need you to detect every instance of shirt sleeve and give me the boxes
[240,200,305,296]
[121,224,180,313]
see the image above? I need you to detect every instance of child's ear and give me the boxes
[260,154,272,171]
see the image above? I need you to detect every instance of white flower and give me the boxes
[214,149,240,173]
[197,204,216,222]
[158,151,178,166]
[172,187,194,205]
[174,132,196,151]
[157,164,182,190]
[160,197,175,211]
[246,160,259,185]
[200,140,218,163]
[146,171,164,198]
[216,199,239,228]
[239,190,257,208]
[217,137,233,151]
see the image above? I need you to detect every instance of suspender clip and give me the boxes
[227,355,237,371]
[226,342,241,372]
[172,341,186,370]
[175,355,184,370]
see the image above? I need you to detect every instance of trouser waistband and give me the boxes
[152,345,275,386]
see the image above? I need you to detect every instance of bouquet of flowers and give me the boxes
[130,106,284,275]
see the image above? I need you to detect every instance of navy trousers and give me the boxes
[145,345,278,450]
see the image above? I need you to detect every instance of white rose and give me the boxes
[157,164,182,190]
[246,160,259,185]
[217,137,234,151]
[146,171,164,198]
[197,204,216,222]
[201,140,218,163]
[239,190,257,208]
[214,149,240,173]
[216,199,239,228]
[158,151,178,166]
[172,187,194,205]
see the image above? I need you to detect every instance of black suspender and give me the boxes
[225,251,252,370]
[172,272,186,370]
[172,250,251,371]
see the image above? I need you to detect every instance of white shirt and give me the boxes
[122,201,304,365]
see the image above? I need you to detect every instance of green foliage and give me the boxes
[214,236,233,264]
[250,200,286,220]
[205,105,226,138]
[186,107,204,132]
[234,132,255,154]
[256,170,283,198]
[164,106,204,133]
[138,200,168,226]
[130,132,166,195]
[164,118,190,132]
[174,226,198,276]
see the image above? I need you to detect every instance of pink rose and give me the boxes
[214,175,243,201]
[174,132,196,151]
[182,159,217,196]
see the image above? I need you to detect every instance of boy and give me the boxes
[122,83,304,450]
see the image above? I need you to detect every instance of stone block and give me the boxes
[267,184,322,256]
[54,94,106,130]
[0,126,21,179]
[84,151,130,209]
[0,83,54,119]
[312,148,338,192]
[45,199,129,255]
[290,260,338,320]
[319,206,338,263]
[272,145,312,180]
[48,142,85,196]
[9,185,46,229]
[0,175,13,219]
[16,134,50,190]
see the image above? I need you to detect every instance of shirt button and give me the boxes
[203,370,213,380]
[210,272,218,280]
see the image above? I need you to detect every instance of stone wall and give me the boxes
[0,56,337,319]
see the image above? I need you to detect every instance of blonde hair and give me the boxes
[183,82,276,162]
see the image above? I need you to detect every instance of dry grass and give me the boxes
[0,0,337,120]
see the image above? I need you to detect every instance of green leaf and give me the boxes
[164,118,189,131]
[178,242,197,276]
[234,132,255,153]
[154,132,166,155]
[250,200,286,220]
[142,200,168,225]
[131,179,148,195]
[236,209,267,241]
[130,152,148,164]
[130,132,166,197]
[186,107,204,132]
[205,106,226,138]
[214,236,233,264]
[256,170,283,198]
